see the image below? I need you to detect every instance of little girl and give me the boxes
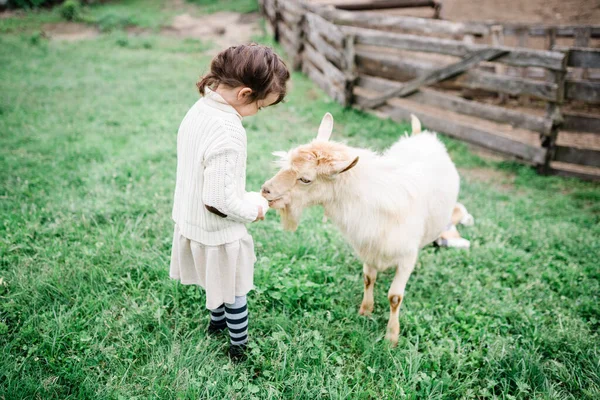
[170,44,290,361]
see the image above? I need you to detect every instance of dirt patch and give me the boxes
[162,12,260,51]
[0,10,20,19]
[551,161,600,177]
[308,0,599,24]
[440,0,600,25]
[42,22,99,41]
[459,167,516,191]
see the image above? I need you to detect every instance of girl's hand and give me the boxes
[254,206,265,222]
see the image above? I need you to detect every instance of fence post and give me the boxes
[539,58,567,175]
[274,0,281,43]
[516,27,530,105]
[491,25,507,105]
[293,12,305,72]
[342,34,356,107]
[546,27,556,51]
[574,26,591,80]
[433,1,442,19]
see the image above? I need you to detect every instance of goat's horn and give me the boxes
[316,112,334,141]
[411,114,422,134]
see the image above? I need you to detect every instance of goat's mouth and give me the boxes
[263,194,289,209]
[267,196,282,207]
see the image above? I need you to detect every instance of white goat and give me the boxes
[262,113,460,345]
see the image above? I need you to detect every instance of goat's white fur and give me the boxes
[264,113,460,345]
[318,122,459,270]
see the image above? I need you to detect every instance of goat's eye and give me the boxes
[298,177,312,184]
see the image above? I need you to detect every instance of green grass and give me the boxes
[1,3,600,399]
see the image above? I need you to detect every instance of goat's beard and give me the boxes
[278,200,304,232]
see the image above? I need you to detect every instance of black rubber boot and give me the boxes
[228,344,247,362]
[207,321,226,336]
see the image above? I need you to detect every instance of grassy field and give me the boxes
[1,1,599,399]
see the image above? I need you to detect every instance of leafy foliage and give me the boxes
[58,0,81,21]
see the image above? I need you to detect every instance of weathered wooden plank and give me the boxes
[455,71,558,102]
[302,59,346,104]
[305,28,345,69]
[502,25,600,38]
[315,7,488,36]
[278,22,301,51]
[334,0,436,10]
[357,75,552,134]
[565,80,600,104]
[570,48,600,68]
[414,90,552,135]
[554,146,600,168]
[343,34,357,106]
[263,0,277,22]
[539,101,562,174]
[343,26,566,70]
[305,12,345,48]
[563,113,600,134]
[373,101,547,163]
[279,35,294,55]
[279,35,303,71]
[279,9,303,25]
[355,50,558,101]
[361,49,508,109]
[574,27,592,47]
[356,50,436,81]
[490,25,508,104]
[303,42,346,87]
[278,0,305,16]
[553,47,600,68]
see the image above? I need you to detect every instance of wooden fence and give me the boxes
[259,0,600,181]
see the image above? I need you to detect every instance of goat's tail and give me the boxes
[410,114,422,135]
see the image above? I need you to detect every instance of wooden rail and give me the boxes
[332,0,437,11]
[501,24,600,38]
[563,113,600,134]
[355,50,559,102]
[357,75,553,135]
[313,7,488,37]
[360,49,508,109]
[342,26,566,70]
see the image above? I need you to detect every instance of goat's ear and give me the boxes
[327,156,359,176]
[316,112,334,141]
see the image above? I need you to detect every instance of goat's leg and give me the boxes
[386,252,417,346]
[359,263,377,316]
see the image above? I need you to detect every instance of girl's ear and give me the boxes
[237,87,253,102]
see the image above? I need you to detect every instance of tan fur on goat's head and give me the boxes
[262,113,358,231]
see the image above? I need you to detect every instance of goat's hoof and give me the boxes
[385,332,399,347]
[359,303,373,316]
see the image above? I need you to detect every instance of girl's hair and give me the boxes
[197,44,290,106]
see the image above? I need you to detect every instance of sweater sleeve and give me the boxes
[202,135,259,224]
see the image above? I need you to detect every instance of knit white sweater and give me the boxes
[171,89,259,245]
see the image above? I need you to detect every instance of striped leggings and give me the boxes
[209,295,248,345]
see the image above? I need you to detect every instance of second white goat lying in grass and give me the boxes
[262,113,460,345]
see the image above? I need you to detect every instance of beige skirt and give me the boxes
[169,224,256,310]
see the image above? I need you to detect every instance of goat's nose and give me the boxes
[261,186,270,195]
